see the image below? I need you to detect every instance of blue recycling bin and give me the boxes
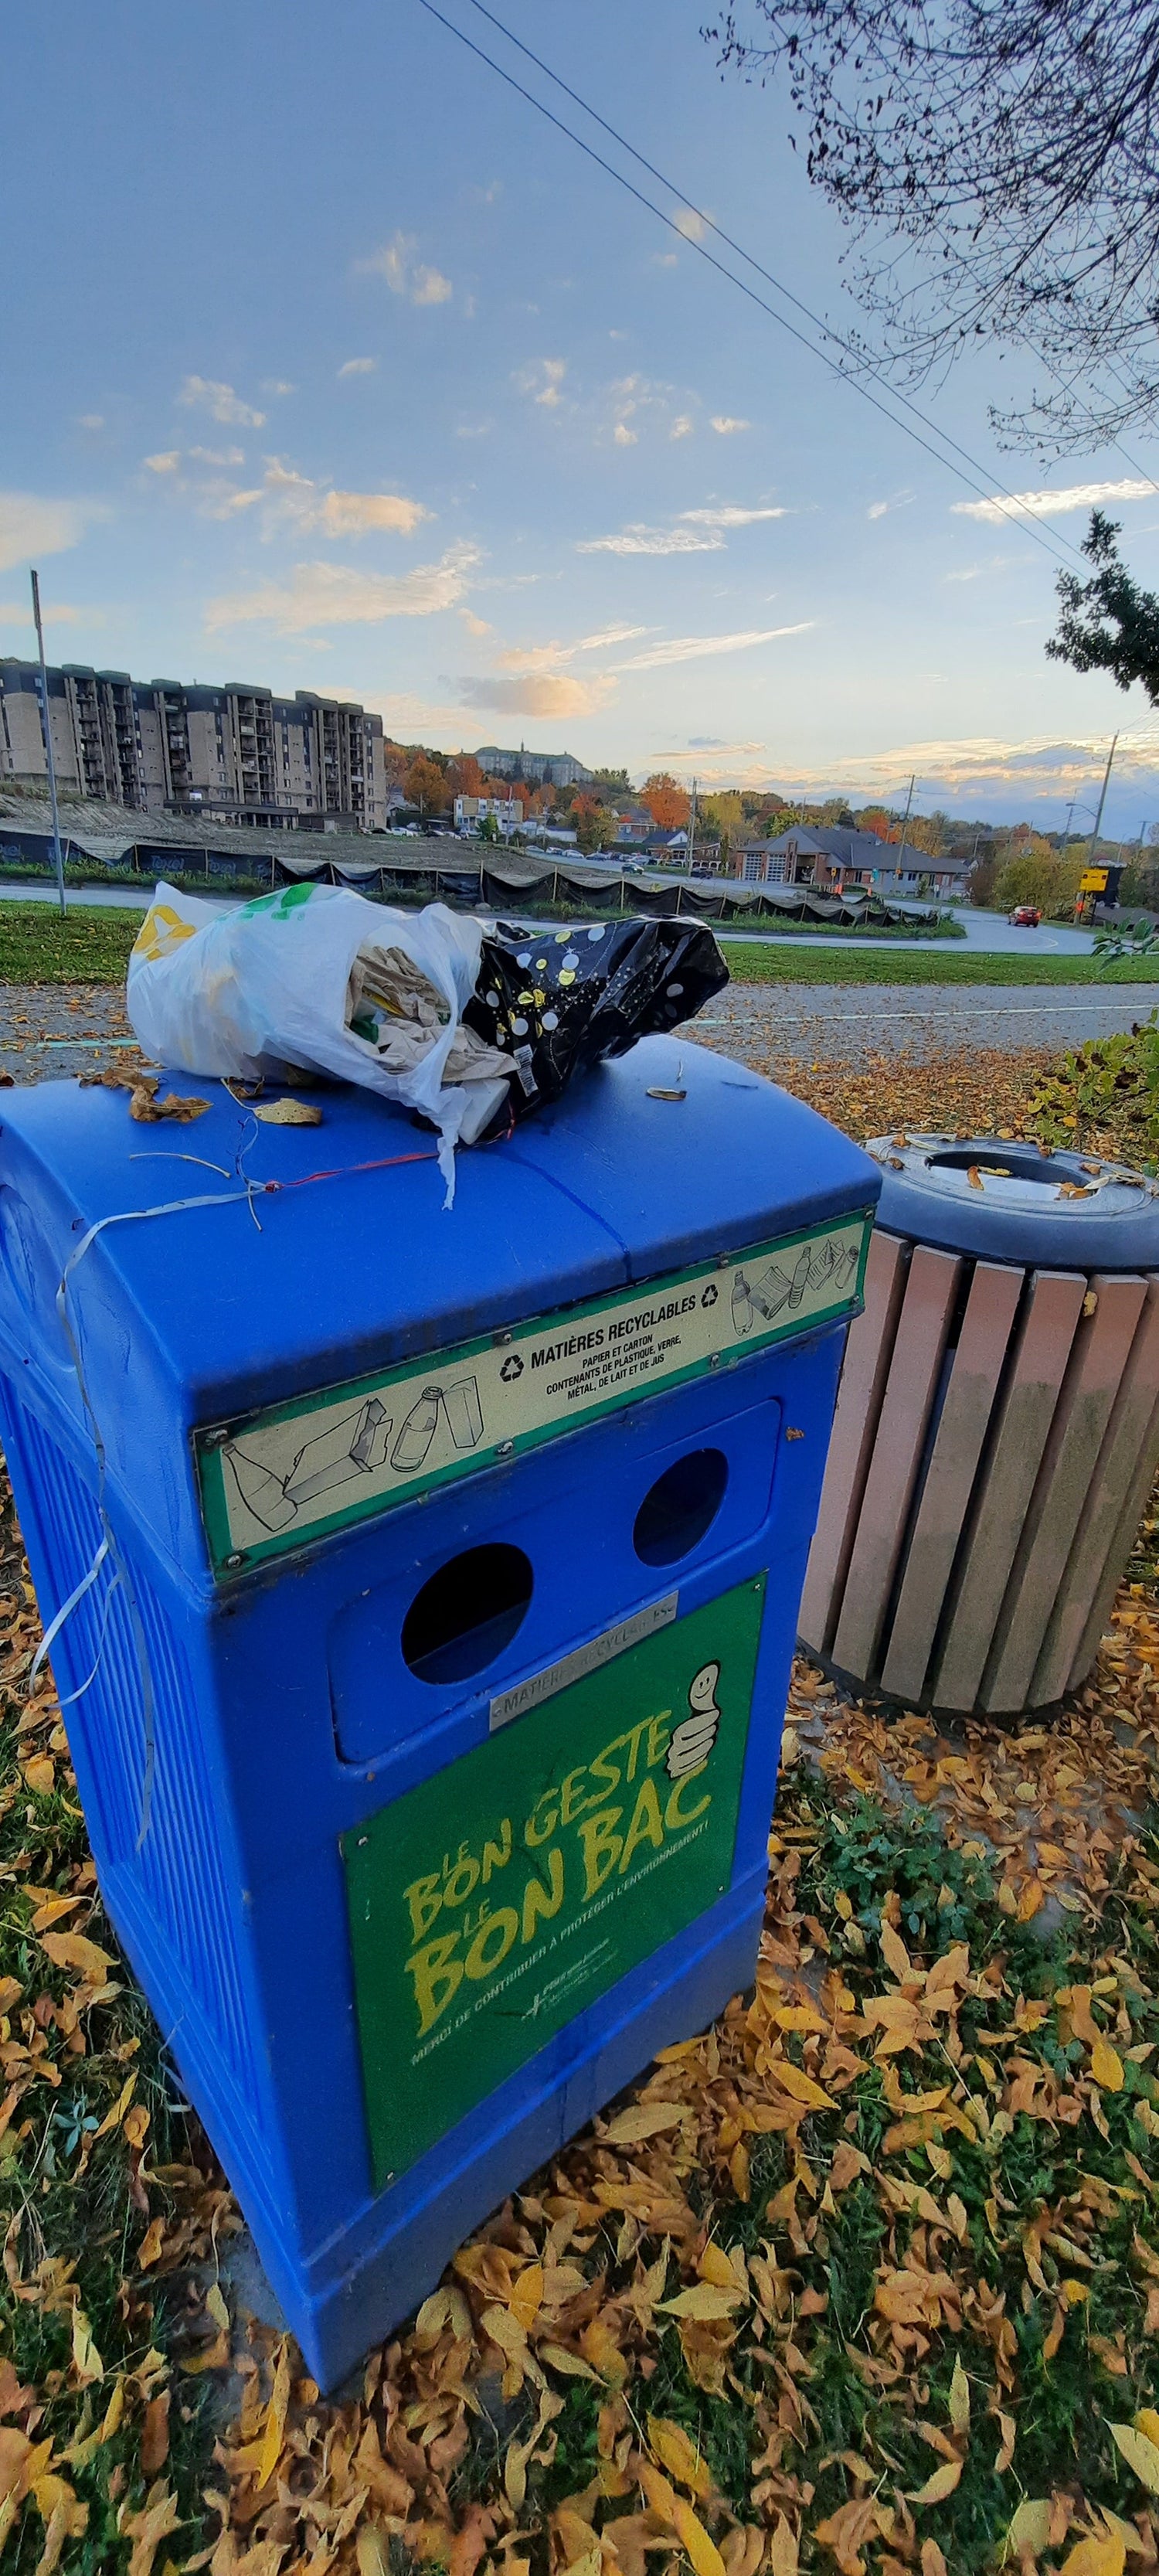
[0,1033,877,2387]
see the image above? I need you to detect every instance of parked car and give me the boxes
[1009,903,1042,927]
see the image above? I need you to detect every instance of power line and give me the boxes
[416,0,1088,571]
[460,0,1093,565]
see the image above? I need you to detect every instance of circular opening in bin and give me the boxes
[925,1146,1062,1185]
[402,1543,533,1686]
[634,1448,729,1567]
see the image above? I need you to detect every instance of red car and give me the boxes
[1009,904,1042,927]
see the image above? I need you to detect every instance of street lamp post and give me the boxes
[29,570,66,916]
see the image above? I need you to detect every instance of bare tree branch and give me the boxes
[706,0,1159,450]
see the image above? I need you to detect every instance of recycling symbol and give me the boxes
[499,1353,524,1382]
[701,1283,719,1308]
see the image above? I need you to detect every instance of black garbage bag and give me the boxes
[463,914,729,1128]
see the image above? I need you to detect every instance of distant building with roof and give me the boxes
[473,743,593,788]
[735,823,968,900]
[0,658,388,830]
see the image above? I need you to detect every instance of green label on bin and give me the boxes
[342,1576,766,2189]
[196,1210,872,1577]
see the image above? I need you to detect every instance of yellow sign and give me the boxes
[1079,868,1109,893]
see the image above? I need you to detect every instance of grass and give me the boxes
[0,906,144,985]
[725,938,1159,985]
[5,897,1159,992]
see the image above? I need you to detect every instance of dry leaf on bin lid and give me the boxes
[253,1097,324,1126]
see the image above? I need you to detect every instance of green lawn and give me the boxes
[724,938,1159,985]
[0,903,144,983]
[4,898,1159,992]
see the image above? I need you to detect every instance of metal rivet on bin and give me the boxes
[496,1439,514,1457]
[709,1354,721,1369]
[225,1551,244,1570]
[203,1428,230,1450]
[493,1329,513,1346]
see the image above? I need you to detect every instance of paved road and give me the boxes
[0,985,141,1083]
[698,982,1159,1067]
[2,975,1152,1088]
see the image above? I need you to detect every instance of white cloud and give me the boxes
[710,415,750,435]
[868,502,889,521]
[669,414,695,439]
[461,609,494,638]
[495,622,651,675]
[612,624,814,672]
[149,452,430,537]
[76,414,104,433]
[262,379,295,396]
[679,505,788,528]
[321,488,430,536]
[674,209,708,242]
[515,357,567,410]
[613,422,637,447]
[0,599,89,628]
[653,251,679,268]
[356,233,452,305]
[455,672,614,718]
[178,375,267,428]
[338,356,377,378]
[943,553,1025,584]
[0,492,97,573]
[953,477,1158,523]
[576,523,725,556]
[205,545,480,633]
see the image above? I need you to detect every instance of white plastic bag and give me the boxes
[127,883,511,1200]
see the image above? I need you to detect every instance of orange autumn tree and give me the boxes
[642,772,691,830]
[447,753,484,798]
[404,754,449,815]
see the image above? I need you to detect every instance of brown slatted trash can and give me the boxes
[799,1135,1159,1717]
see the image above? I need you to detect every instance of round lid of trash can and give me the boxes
[864,1132,1159,1271]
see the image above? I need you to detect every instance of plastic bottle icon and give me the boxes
[732,1271,754,1336]
[391,1388,442,1473]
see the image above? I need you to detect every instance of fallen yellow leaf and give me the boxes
[906,2459,962,2506]
[39,1931,116,1982]
[1092,2037,1125,2092]
[637,2461,726,2576]
[1110,2422,1159,2494]
[602,2102,688,2146]
[767,2061,838,2112]
[658,2285,743,2322]
[1059,2537,1126,2576]
[253,1097,324,1125]
[647,2418,712,2501]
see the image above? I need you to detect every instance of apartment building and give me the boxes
[454,794,522,832]
[474,743,593,788]
[0,660,389,830]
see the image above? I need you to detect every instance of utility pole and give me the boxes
[899,772,916,852]
[1087,733,1118,866]
[1062,794,1077,852]
[30,570,66,915]
[686,775,697,877]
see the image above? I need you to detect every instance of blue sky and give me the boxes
[5,0,1159,832]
